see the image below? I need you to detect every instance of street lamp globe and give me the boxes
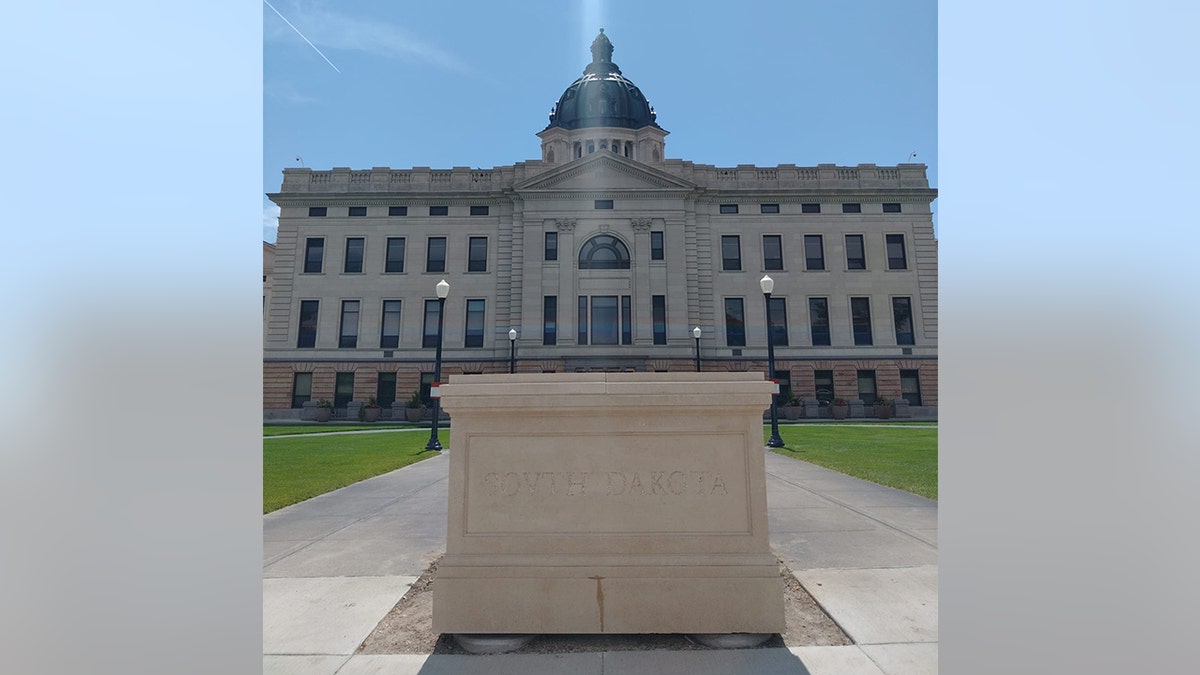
[692,326,701,340]
[759,274,774,295]
[436,279,450,298]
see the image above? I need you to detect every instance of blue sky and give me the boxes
[263,0,937,242]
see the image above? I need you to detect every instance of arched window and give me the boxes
[579,234,631,269]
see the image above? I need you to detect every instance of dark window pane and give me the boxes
[768,297,788,346]
[621,296,632,345]
[298,300,319,348]
[763,235,783,270]
[892,297,915,345]
[348,206,366,217]
[423,300,440,348]
[579,235,630,269]
[813,370,834,405]
[845,234,866,270]
[334,372,354,408]
[468,237,487,272]
[470,205,489,216]
[809,298,830,346]
[719,204,738,214]
[388,206,407,216]
[724,298,746,346]
[883,203,902,213]
[308,206,326,217]
[721,235,741,271]
[650,231,664,260]
[376,372,397,408]
[304,238,323,273]
[842,203,861,213]
[900,369,922,406]
[851,297,873,345]
[465,299,485,348]
[380,300,401,349]
[591,296,619,345]
[594,199,613,209]
[385,237,405,273]
[804,235,825,270]
[857,370,877,405]
[429,205,448,216]
[339,300,359,348]
[652,295,667,345]
[544,232,558,261]
[801,203,820,214]
[578,297,588,345]
[344,237,364,273]
[760,203,779,214]
[543,296,557,345]
[291,373,312,409]
[426,237,446,273]
[887,234,907,270]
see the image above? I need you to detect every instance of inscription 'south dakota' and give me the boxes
[481,470,729,497]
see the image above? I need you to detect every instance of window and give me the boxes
[308,206,326,217]
[886,234,908,270]
[303,238,324,273]
[774,372,792,404]
[291,373,312,409]
[804,235,825,270]
[429,205,448,216]
[760,203,780,214]
[468,237,488,272]
[594,199,613,209]
[579,235,631,269]
[426,237,446,273]
[724,298,746,346]
[385,237,405,273]
[814,370,834,405]
[348,206,366,217]
[900,370,923,406]
[768,297,789,346]
[892,297,915,345]
[577,296,631,345]
[544,232,558,261]
[422,300,441,348]
[883,203,902,213]
[464,299,485,348]
[721,235,742,271]
[801,203,820,214]
[543,296,557,345]
[809,298,830,346]
[470,205,489,216]
[857,370,878,405]
[376,372,397,408]
[622,296,632,345]
[578,297,588,345]
[419,372,435,405]
[652,295,667,345]
[343,237,364,273]
[842,203,862,213]
[297,300,318,348]
[334,372,354,408]
[380,300,401,349]
[845,234,866,270]
[719,204,738,214]
[339,300,359,348]
[650,231,664,260]
[763,235,783,270]
[851,297,873,345]
[388,206,408,216]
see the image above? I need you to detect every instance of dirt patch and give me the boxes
[357,553,850,654]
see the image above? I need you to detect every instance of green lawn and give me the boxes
[263,424,417,437]
[767,424,938,500]
[263,431,441,512]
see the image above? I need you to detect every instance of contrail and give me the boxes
[264,0,341,73]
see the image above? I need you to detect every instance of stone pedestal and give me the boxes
[432,372,785,636]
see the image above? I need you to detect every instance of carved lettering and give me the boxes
[711,474,728,495]
[501,472,521,497]
[566,471,589,496]
[628,472,646,495]
[668,471,686,495]
[650,471,666,495]
[607,472,627,496]
[480,468,732,497]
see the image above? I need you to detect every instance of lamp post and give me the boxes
[692,326,702,372]
[508,328,517,374]
[426,279,449,451]
[760,275,784,448]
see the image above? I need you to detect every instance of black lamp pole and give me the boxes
[426,279,449,451]
[508,329,517,374]
[692,326,702,372]
[761,275,784,448]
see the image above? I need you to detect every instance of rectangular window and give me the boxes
[760,203,780,214]
[809,298,830,346]
[388,206,408,216]
[544,232,558,261]
[423,300,440,348]
[892,297,915,345]
[308,206,326,217]
[900,369,923,406]
[650,231,664,260]
[621,295,632,346]
[297,300,318,348]
[845,234,866,270]
[385,237,405,273]
[464,299,485,348]
[380,300,401,349]
[724,298,746,346]
[291,373,312,409]
[376,372,397,408]
[842,203,862,213]
[470,205,489,216]
[594,199,613,209]
[762,235,783,270]
[814,370,834,405]
[804,235,825,270]
[857,370,878,405]
[801,203,821,214]
[429,205,448,216]
[768,297,789,346]
[339,300,359,348]
[886,233,908,270]
[883,202,902,213]
[721,235,742,271]
[419,372,435,404]
[719,204,738,214]
[578,296,588,345]
[851,297,873,345]
[426,236,446,273]
[543,296,557,345]
[591,296,620,345]
[304,238,324,273]
[343,237,364,273]
[468,236,488,272]
[652,295,667,345]
[348,206,367,217]
[334,372,354,408]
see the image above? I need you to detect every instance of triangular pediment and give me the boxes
[516,153,695,192]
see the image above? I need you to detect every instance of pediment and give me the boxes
[516,153,695,192]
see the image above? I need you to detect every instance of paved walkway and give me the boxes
[264,448,937,674]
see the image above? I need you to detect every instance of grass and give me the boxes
[263,424,416,437]
[264,431,441,513]
[767,424,937,500]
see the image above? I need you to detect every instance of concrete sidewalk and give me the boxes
[264,450,937,674]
